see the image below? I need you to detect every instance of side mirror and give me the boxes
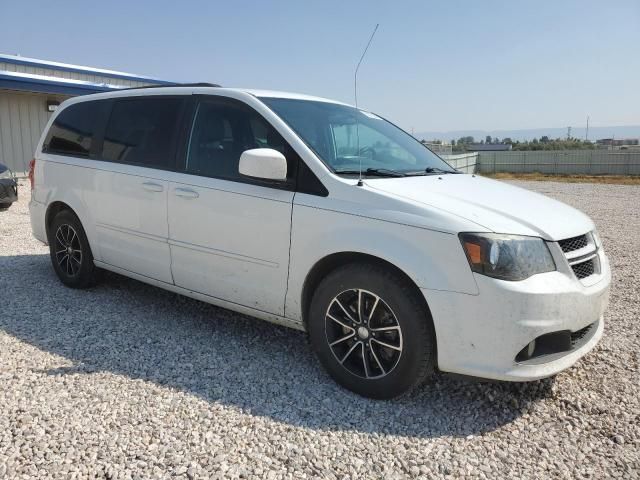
[239,148,287,181]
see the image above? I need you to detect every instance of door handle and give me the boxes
[174,187,200,199]
[141,182,164,193]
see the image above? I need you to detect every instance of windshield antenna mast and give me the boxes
[354,23,379,187]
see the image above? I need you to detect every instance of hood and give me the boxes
[366,174,594,240]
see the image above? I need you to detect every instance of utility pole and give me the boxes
[585,116,589,141]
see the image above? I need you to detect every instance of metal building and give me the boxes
[0,53,171,174]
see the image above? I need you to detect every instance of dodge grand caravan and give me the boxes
[29,86,611,398]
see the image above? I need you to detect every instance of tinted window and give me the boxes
[186,100,296,181]
[102,97,183,168]
[44,101,107,157]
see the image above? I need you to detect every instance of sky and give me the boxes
[1,0,639,133]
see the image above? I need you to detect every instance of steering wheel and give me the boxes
[358,146,376,159]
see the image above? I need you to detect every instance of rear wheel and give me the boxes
[48,210,99,288]
[308,263,436,399]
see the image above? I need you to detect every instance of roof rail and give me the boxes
[118,82,221,91]
[179,82,222,88]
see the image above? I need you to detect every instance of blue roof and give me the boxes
[0,53,172,85]
[0,70,136,96]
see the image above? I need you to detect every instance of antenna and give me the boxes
[354,23,379,187]
[585,115,589,141]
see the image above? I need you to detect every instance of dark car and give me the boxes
[0,163,18,210]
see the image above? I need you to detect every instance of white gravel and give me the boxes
[1,181,639,479]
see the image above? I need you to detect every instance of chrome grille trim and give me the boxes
[567,251,598,266]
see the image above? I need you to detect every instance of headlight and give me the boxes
[0,168,13,180]
[459,233,556,281]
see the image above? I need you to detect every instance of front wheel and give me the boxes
[308,263,436,399]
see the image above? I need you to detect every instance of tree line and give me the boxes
[424,136,596,151]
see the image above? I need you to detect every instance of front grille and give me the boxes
[571,322,595,347]
[559,234,588,253]
[572,259,595,279]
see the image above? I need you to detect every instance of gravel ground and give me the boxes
[1,181,638,479]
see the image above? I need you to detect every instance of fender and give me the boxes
[285,203,479,322]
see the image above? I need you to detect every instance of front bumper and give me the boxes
[0,178,18,207]
[424,249,611,381]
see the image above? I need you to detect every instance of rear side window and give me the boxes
[44,101,107,158]
[102,97,184,169]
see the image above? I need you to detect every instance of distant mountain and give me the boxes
[414,125,640,142]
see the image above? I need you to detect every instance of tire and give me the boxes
[48,210,99,289]
[308,263,436,399]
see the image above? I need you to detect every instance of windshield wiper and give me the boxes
[403,167,460,176]
[334,168,406,177]
[423,167,459,174]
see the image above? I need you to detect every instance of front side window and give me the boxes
[44,101,108,158]
[186,99,296,181]
[260,97,455,176]
[102,97,183,169]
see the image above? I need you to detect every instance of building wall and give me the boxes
[0,57,166,174]
[0,61,152,88]
[0,91,69,173]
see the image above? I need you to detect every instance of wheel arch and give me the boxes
[45,201,77,241]
[41,180,99,260]
[44,201,96,258]
[300,251,434,332]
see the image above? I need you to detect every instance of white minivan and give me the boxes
[29,85,610,398]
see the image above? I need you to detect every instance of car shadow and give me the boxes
[0,253,555,439]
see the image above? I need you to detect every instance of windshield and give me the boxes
[260,97,456,176]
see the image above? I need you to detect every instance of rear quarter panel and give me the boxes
[33,155,101,259]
